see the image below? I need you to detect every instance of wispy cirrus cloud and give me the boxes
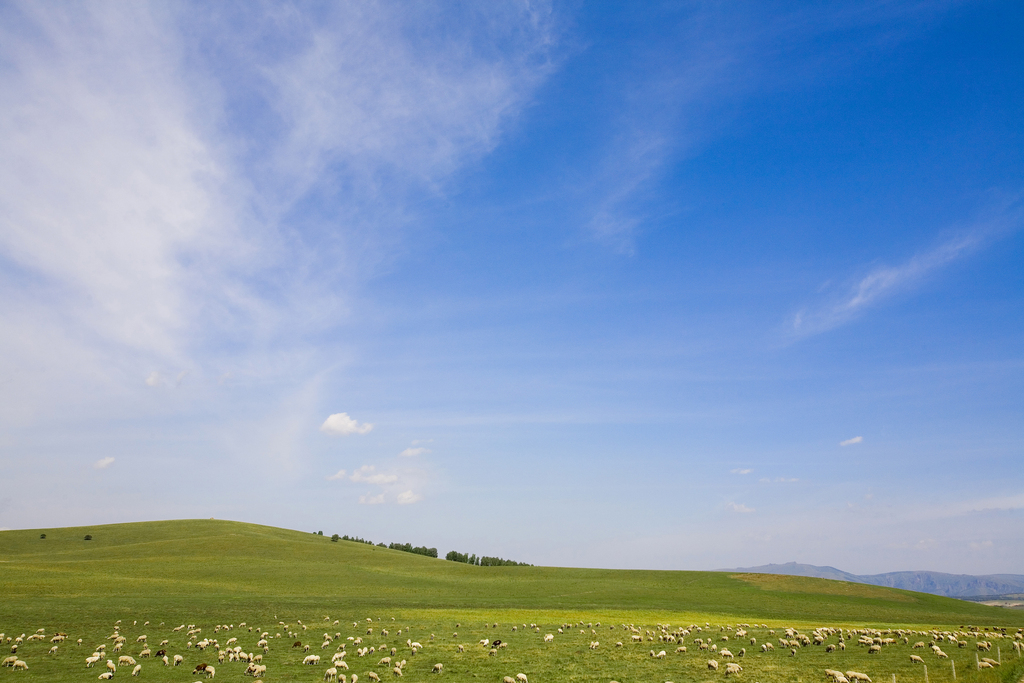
[840,436,862,446]
[790,204,1022,338]
[93,457,115,470]
[726,502,754,513]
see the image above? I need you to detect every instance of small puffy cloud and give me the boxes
[840,436,863,446]
[726,502,754,513]
[731,468,752,475]
[349,465,397,485]
[359,493,385,505]
[320,412,373,436]
[94,456,115,469]
[400,447,430,457]
[145,371,161,387]
[396,490,422,505]
[326,469,347,481]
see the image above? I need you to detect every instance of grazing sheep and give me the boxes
[720,649,733,658]
[107,659,117,673]
[303,654,322,665]
[174,654,184,666]
[456,645,464,653]
[910,655,924,663]
[708,660,719,670]
[205,664,216,678]
[132,663,142,676]
[119,655,137,666]
[325,667,338,681]
[98,673,113,680]
[48,646,58,655]
[2,656,18,667]
[725,662,742,675]
[846,672,870,682]
[392,665,403,677]
[503,677,515,683]
[367,673,380,682]
[516,674,527,683]
[543,634,554,643]
[980,657,999,667]
[378,657,392,666]
[978,662,994,670]
[867,645,881,654]
[432,663,444,673]
[12,660,28,671]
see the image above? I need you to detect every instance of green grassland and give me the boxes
[1,519,1022,683]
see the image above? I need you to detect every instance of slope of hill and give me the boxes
[2,519,1022,627]
[721,562,1024,598]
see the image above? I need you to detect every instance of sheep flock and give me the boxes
[0,615,1020,682]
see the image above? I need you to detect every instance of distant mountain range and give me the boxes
[718,562,1024,599]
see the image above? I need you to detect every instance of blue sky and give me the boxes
[0,0,1021,575]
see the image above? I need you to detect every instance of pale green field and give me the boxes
[1,520,1021,682]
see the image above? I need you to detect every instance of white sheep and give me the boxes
[98,673,113,680]
[725,662,742,675]
[132,663,142,676]
[174,654,184,666]
[367,673,380,682]
[432,662,443,673]
[707,659,719,670]
[325,667,338,681]
[206,664,216,678]
[516,673,527,683]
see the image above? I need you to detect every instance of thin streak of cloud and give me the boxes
[93,457,115,470]
[731,468,752,474]
[399,447,430,457]
[358,493,385,505]
[726,502,754,513]
[840,436,863,446]
[789,206,1023,338]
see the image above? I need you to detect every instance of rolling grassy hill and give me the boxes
[2,519,1021,630]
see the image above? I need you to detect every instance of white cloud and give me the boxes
[396,490,422,505]
[326,469,346,481]
[731,468,752,474]
[93,456,115,470]
[320,412,373,436]
[726,502,754,513]
[969,540,993,551]
[759,477,799,483]
[358,493,385,505]
[349,465,397,485]
[840,436,863,446]
[789,224,1008,337]
[145,371,161,387]
[400,447,430,457]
